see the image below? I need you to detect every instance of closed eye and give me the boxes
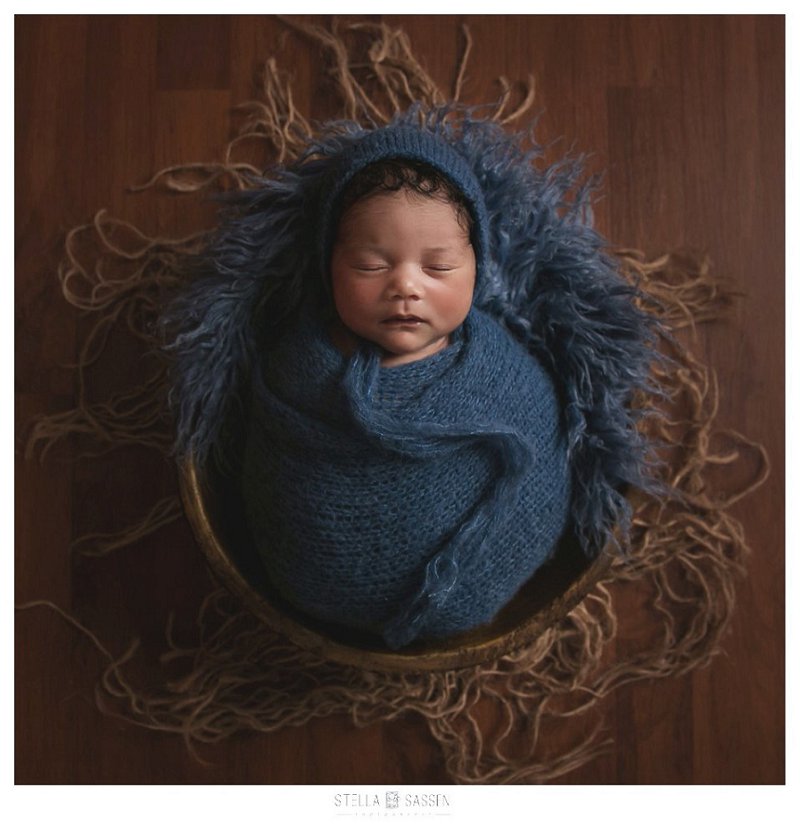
[427,265,455,272]
[354,264,388,272]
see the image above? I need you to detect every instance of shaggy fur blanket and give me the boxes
[161,107,661,648]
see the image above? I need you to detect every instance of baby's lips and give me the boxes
[381,313,426,324]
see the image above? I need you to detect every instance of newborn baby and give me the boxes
[164,109,656,649]
[240,149,571,648]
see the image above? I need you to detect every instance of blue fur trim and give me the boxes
[163,103,662,558]
[159,169,315,472]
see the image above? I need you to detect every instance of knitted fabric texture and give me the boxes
[242,306,571,648]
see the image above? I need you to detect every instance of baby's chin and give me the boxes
[378,333,450,367]
[328,318,449,366]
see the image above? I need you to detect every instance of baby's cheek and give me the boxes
[433,281,474,322]
[334,279,378,326]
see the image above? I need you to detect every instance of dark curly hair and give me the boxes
[335,158,474,236]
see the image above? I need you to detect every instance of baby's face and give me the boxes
[331,189,476,367]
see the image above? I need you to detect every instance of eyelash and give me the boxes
[353,264,454,273]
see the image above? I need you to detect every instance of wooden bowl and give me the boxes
[178,455,612,672]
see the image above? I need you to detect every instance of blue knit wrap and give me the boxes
[242,306,571,648]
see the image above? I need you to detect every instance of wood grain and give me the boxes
[15,14,784,784]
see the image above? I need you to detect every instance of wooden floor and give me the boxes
[15,15,784,784]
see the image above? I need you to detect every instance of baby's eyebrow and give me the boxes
[423,245,463,255]
[336,241,385,252]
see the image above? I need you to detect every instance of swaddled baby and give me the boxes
[163,110,657,649]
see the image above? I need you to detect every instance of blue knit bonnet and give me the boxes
[317,125,491,290]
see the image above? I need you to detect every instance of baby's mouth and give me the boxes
[382,314,426,325]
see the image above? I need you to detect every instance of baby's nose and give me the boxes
[387,265,423,299]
